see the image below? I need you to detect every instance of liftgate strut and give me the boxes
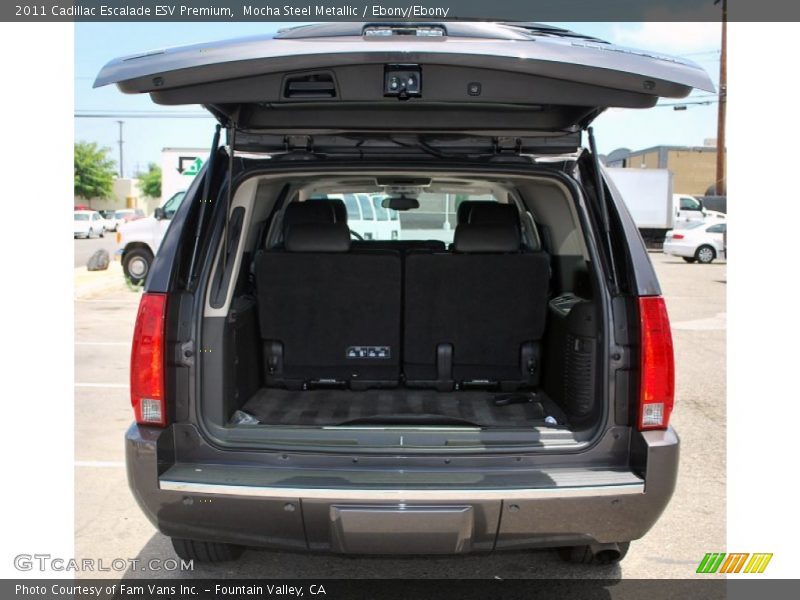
[187,124,221,286]
[587,126,619,291]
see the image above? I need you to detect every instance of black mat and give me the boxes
[239,388,565,427]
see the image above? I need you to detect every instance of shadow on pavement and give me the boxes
[122,532,623,580]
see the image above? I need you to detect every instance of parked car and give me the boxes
[96,21,714,565]
[117,191,185,284]
[663,221,727,264]
[73,210,105,239]
[97,210,115,231]
[109,208,145,231]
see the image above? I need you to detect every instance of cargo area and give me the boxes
[239,388,568,428]
[200,169,608,444]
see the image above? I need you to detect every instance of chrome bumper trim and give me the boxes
[159,480,644,501]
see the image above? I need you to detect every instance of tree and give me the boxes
[74,141,116,201]
[137,163,162,199]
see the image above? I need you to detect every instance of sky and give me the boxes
[74,21,722,177]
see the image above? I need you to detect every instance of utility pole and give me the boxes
[116,120,125,178]
[715,0,727,196]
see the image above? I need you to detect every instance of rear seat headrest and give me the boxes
[285,222,351,253]
[326,199,348,224]
[283,201,337,236]
[466,203,521,227]
[453,223,521,253]
[457,200,497,225]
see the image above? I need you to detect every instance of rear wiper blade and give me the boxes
[337,414,482,427]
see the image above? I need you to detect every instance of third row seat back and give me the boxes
[404,204,549,391]
[256,202,401,390]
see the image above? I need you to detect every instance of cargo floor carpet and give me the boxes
[238,388,567,427]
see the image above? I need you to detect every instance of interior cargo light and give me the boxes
[637,296,675,431]
[130,293,168,427]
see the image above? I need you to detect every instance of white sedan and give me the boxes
[74,210,106,239]
[663,221,726,264]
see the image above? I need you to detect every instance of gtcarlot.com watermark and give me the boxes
[14,553,193,573]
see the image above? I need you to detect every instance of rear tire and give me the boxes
[695,244,716,264]
[682,257,696,263]
[122,248,153,285]
[558,542,630,565]
[171,538,245,563]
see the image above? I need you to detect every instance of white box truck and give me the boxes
[605,168,723,248]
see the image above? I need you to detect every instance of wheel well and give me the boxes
[123,242,154,259]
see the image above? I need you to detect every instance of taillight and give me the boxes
[130,293,167,427]
[671,233,684,240]
[637,296,675,431]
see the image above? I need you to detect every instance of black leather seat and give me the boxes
[404,205,550,391]
[350,239,446,253]
[255,203,401,390]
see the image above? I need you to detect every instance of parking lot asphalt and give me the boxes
[74,253,726,580]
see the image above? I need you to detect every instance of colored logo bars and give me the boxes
[697,553,773,574]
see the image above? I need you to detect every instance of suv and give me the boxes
[97,22,713,564]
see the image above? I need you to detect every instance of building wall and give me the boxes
[613,147,724,195]
[640,151,661,169]
[667,149,722,195]
[75,178,153,213]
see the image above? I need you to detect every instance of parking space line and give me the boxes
[75,461,125,468]
[75,383,128,389]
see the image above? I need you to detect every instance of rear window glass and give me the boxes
[74,214,89,221]
[342,194,361,220]
[306,192,498,243]
[371,196,389,221]
[356,195,375,220]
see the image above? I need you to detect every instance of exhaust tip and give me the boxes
[590,543,621,564]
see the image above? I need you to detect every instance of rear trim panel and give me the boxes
[126,424,678,551]
[159,464,644,500]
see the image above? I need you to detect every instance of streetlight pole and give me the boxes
[715,0,727,196]
[116,120,125,178]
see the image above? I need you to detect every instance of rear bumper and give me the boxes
[662,241,695,257]
[126,424,679,553]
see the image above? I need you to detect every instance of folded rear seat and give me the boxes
[255,202,401,390]
[351,239,446,253]
[404,204,550,391]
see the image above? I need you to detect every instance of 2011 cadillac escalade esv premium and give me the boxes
[95,22,713,564]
